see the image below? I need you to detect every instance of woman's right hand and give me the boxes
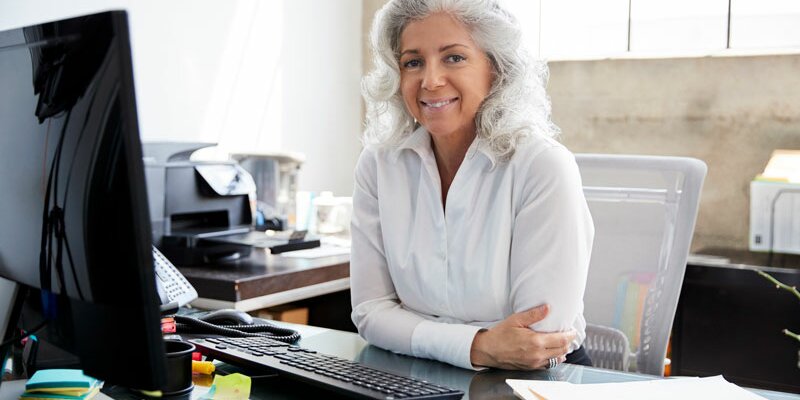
[469,304,575,370]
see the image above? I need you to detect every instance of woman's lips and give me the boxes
[421,97,458,111]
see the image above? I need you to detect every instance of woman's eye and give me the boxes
[403,59,422,69]
[446,54,466,63]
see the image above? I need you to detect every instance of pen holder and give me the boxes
[163,339,196,397]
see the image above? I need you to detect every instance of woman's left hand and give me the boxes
[469,304,575,370]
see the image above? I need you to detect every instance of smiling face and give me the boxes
[398,12,493,142]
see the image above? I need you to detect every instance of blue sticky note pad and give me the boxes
[26,369,100,390]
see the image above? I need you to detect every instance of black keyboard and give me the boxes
[190,336,464,399]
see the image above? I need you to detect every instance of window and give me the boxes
[501,0,800,60]
[630,0,728,54]
[730,0,800,49]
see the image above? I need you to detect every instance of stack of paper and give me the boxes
[758,149,800,183]
[507,375,766,400]
[21,369,103,400]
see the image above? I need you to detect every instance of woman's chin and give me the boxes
[423,124,470,141]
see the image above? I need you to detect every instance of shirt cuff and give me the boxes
[410,320,485,370]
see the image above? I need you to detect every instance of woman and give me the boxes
[351,0,594,370]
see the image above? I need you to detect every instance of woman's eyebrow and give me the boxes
[400,43,471,57]
[399,49,419,57]
[439,43,470,52]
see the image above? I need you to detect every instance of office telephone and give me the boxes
[153,246,301,342]
[153,246,198,313]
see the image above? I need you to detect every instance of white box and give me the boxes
[749,180,800,254]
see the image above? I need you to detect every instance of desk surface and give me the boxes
[3,323,798,399]
[177,249,350,311]
[690,247,800,271]
[119,325,800,399]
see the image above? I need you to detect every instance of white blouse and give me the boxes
[350,126,594,370]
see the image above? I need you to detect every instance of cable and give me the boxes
[39,110,72,298]
[57,87,107,302]
[49,109,71,299]
[173,315,301,343]
[0,320,48,349]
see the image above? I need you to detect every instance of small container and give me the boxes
[312,192,352,235]
[232,152,305,231]
[163,340,196,396]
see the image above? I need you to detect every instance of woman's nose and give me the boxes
[421,64,446,90]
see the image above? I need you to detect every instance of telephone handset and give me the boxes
[153,246,301,342]
[153,246,198,313]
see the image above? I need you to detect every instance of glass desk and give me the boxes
[3,323,798,399]
[146,324,800,399]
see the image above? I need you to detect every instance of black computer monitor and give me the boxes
[0,11,167,390]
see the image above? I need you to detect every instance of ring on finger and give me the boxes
[546,357,558,369]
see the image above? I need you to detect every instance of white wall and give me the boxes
[0,0,363,196]
[281,1,363,196]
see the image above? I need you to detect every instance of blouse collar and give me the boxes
[391,126,497,168]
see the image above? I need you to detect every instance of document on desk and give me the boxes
[280,237,350,259]
[506,375,766,400]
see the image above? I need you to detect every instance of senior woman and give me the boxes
[351,0,594,371]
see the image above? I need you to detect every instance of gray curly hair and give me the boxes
[362,0,560,161]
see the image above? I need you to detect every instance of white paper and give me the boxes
[761,149,800,183]
[506,375,767,400]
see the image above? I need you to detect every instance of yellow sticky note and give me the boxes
[209,373,251,400]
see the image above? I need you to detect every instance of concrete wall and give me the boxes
[549,56,800,251]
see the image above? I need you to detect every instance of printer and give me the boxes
[143,142,256,264]
[142,142,320,265]
[749,150,800,255]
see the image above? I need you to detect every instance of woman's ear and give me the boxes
[486,53,500,85]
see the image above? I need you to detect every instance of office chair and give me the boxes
[575,154,706,376]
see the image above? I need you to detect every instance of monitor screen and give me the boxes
[0,11,167,389]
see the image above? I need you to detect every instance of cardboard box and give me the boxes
[255,305,309,325]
